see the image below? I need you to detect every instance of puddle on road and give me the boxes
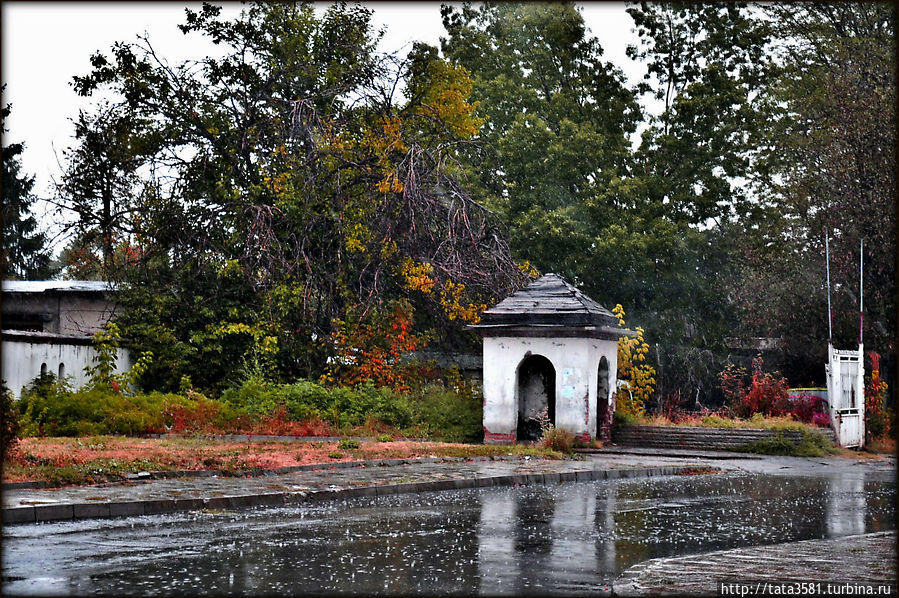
[2,472,894,596]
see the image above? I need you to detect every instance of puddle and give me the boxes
[2,472,894,596]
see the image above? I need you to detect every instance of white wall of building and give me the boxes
[482,335,618,442]
[2,339,132,398]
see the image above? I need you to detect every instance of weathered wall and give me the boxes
[482,335,618,443]
[2,338,132,398]
[2,293,116,335]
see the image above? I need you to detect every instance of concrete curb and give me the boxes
[2,464,688,525]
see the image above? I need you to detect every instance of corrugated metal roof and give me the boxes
[1,280,117,294]
[472,273,619,328]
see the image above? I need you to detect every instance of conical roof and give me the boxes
[472,273,625,331]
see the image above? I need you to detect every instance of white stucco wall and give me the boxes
[2,339,132,398]
[482,335,619,442]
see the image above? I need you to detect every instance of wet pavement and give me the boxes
[2,452,717,524]
[614,531,896,596]
[3,448,894,525]
[1,449,895,596]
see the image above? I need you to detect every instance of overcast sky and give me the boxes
[2,2,644,208]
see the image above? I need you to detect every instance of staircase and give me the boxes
[612,424,836,451]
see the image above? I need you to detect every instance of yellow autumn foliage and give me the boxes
[613,304,656,417]
[439,280,486,324]
[399,258,436,294]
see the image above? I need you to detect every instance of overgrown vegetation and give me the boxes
[13,374,484,444]
[1,3,894,453]
[734,429,838,458]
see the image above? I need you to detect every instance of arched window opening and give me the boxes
[58,363,66,380]
[517,354,555,442]
[40,362,47,377]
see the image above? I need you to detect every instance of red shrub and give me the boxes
[659,391,691,423]
[726,356,791,418]
[812,411,832,428]
[789,395,829,425]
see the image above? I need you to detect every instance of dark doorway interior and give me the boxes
[597,356,611,441]
[517,355,556,441]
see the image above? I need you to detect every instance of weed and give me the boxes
[735,429,837,457]
[328,452,344,459]
[338,439,361,450]
[376,434,393,443]
[539,426,576,454]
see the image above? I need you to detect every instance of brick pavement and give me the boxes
[613,531,897,596]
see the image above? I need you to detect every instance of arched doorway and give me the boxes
[596,357,611,441]
[517,355,555,441]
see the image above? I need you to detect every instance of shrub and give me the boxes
[407,384,483,442]
[719,363,748,409]
[788,395,829,426]
[736,429,836,457]
[338,439,360,450]
[377,434,393,442]
[613,304,655,417]
[866,351,892,441]
[16,374,202,437]
[539,426,575,453]
[221,379,282,417]
[720,356,790,418]
[612,410,639,427]
[1,381,19,459]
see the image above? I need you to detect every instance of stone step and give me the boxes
[613,424,834,450]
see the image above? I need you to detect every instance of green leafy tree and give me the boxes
[1,100,53,279]
[73,2,525,392]
[731,3,896,386]
[55,103,146,278]
[440,2,640,279]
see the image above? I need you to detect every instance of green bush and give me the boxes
[17,377,193,437]
[736,429,836,457]
[612,410,639,434]
[221,379,281,416]
[1,381,19,458]
[338,439,361,450]
[407,385,483,442]
[11,372,483,442]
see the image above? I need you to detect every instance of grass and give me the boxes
[865,435,896,455]
[2,436,575,487]
[632,412,824,432]
[733,428,839,457]
[612,410,844,458]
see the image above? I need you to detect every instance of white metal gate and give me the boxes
[826,346,865,448]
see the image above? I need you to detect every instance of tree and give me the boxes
[55,103,145,278]
[731,3,896,386]
[72,2,525,391]
[440,2,640,280]
[1,100,53,279]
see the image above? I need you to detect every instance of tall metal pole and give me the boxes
[826,231,833,343]
[859,238,864,345]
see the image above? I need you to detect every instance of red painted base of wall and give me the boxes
[484,429,516,445]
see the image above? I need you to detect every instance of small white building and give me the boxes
[1,280,131,397]
[470,274,634,444]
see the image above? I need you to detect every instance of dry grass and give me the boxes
[2,436,562,486]
[864,435,896,456]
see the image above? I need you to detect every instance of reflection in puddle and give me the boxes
[2,473,894,596]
